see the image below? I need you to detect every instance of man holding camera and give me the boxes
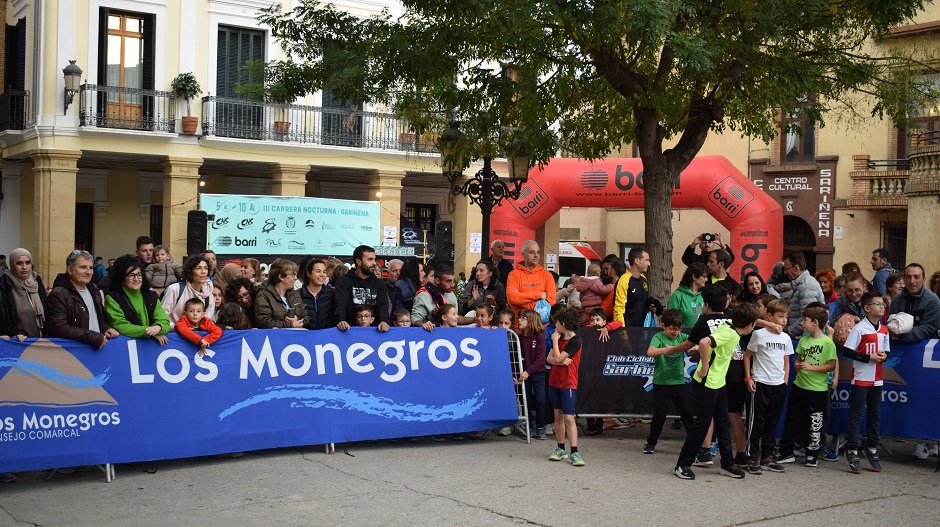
[682,233,735,267]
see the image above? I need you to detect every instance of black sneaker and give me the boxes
[774,453,796,464]
[692,449,713,467]
[864,448,882,472]
[643,443,655,454]
[671,419,683,430]
[719,465,746,479]
[733,452,750,468]
[804,456,818,467]
[674,466,695,480]
[847,451,862,474]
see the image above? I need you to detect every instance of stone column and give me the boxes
[367,170,406,245]
[537,211,562,273]
[0,163,24,253]
[30,149,82,281]
[270,163,310,197]
[161,157,203,259]
[906,146,940,273]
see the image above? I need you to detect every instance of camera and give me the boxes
[702,233,716,243]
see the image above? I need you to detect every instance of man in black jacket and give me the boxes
[46,250,118,348]
[333,245,390,331]
[682,233,735,267]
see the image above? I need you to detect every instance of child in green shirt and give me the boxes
[644,309,693,454]
[674,302,758,480]
[776,306,837,467]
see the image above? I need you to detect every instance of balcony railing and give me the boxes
[847,154,909,209]
[79,84,177,132]
[200,96,438,152]
[0,89,30,131]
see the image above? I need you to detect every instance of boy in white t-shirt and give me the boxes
[744,299,794,474]
[841,290,889,474]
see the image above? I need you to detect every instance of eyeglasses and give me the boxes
[238,292,252,300]
[126,272,143,280]
[865,302,885,307]
[356,315,374,320]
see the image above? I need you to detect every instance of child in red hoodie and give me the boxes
[176,297,223,356]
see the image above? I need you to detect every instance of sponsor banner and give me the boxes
[0,329,517,472]
[201,194,380,256]
[576,329,940,441]
[576,327,697,416]
[828,339,939,439]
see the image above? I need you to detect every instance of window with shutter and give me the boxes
[216,26,265,139]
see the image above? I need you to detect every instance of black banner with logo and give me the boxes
[575,326,680,416]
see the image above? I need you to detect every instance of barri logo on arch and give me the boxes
[511,180,549,219]
[708,177,754,218]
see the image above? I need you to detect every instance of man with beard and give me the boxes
[333,245,390,331]
[412,264,475,330]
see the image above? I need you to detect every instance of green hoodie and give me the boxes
[667,284,704,327]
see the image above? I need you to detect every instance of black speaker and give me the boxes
[434,220,453,260]
[187,210,208,256]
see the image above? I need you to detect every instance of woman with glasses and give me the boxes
[0,248,48,340]
[223,277,257,328]
[104,254,171,345]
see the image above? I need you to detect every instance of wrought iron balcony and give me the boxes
[847,154,909,209]
[200,96,437,152]
[78,84,177,132]
[0,89,30,131]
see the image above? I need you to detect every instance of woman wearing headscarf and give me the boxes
[213,262,242,296]
[104,255,171,345]
[0,248,48,339]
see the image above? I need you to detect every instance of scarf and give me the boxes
[5,248,45,337]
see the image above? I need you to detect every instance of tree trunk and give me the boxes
[642,160,678,304]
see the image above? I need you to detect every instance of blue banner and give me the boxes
[201,194,380,256]
[828,338,940,440]
[0,328,517,472]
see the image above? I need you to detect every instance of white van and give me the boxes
[557,241,602,286]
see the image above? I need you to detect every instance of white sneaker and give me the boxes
[913,442,929,460]
[929,444,939,457]
[545,424,554,435]
[497,427,512,436]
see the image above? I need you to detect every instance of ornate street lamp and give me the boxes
[63,60,83,114]
[440,121,529,259]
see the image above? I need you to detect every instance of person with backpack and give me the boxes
[412,264,474,331]
[160,254,215,324]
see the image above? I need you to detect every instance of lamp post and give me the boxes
[440,121,529,260]
[63,60,83,114]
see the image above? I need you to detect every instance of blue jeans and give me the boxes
[846,384,882,450]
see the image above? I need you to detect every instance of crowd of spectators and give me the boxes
[2,232,939,481]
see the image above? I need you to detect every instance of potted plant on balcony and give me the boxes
[235,60,304,135]
[171,72,202,135]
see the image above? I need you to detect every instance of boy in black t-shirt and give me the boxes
[664,285,734,466]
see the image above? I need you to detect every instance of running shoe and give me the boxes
[570,452,585,466]
[864,448,882,472]
[774,453,796,464]
[674,466,695,480]
[847,451,862,474]
[820,446,839,462]
[733,452,750,468]
[913,442,929,460]
[719,465,746,479]
[760,457,787,473]
[536,428,547,440]
[692,451,714,467]
[747,460,763,475]
[643,443,655,454]
[549,448,568,461]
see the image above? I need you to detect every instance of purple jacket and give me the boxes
[518,331,547,376]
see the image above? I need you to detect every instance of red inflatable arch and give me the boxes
[491,156,783,281]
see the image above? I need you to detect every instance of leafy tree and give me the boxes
[258,0,937,300]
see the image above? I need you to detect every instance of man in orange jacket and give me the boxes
[506,240,557,318]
